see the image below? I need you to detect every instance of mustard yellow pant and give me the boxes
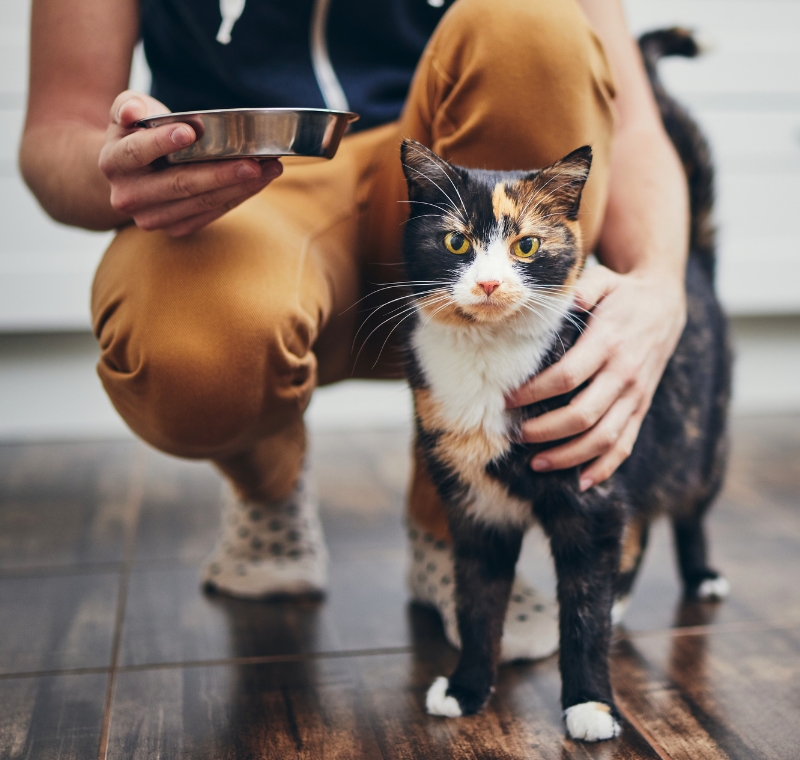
[92,0,616,541]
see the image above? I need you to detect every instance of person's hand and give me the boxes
[98,90,283,236]
[507,264,686,490]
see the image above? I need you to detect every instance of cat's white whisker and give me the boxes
[401,213,455,226]
[351,289,443,350]
[370,292,451,368]
[525,296,587,337]
[339,280,447,315]
[401,162,466,223]
[406,144,469,221]
[528,287,599,316]
[402,158,466,223]
[353,291,452,366]
[356,291,432,319]
[519,302,568,357]
[352,307,417,366]
[398,199,461,221]
[420,298,456,329]
[375,293,449,323]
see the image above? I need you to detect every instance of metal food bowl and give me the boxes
[136,108,359,164]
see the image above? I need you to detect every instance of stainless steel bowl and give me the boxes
[135,108,359,163]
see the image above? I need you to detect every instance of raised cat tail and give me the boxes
[639,28,716,279]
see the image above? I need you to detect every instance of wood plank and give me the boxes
[132,450,223,567]
[108,660,385,760]
[119,556,449,666]
[361,651,661,760]
[0,572,118,675]
[613,625,800,760]
[0,673,107,760]
[119,565,338,667]
[109,653,661,760]
[0,440,136,571]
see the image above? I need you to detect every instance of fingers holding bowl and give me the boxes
[132,162,282,233]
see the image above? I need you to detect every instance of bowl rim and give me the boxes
[136,107,359,128]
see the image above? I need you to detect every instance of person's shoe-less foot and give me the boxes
[202,469,327,598]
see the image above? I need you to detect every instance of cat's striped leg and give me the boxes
[426,523,523,717]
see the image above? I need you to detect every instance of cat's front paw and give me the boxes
[563,701,621,742]
[684,569,730,601]
[425,676,492,717]
[695,574,730,601]
[426,677,462,717]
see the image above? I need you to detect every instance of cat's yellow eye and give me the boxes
[444,232,471,255]
[511,236,540,259]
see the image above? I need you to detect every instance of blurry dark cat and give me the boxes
[399,28,730,742]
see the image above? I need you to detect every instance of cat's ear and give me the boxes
[532,146,593,220]
[400,139,458,201]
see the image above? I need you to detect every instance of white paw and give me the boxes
[563,702,621,742]
[611,596,630,625]
[426,677,462,718]
[696,576,730,600]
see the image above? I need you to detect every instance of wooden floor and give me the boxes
[1,415,799,759]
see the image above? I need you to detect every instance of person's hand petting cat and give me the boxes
[99,91,282,237]
[507,0,690,490]
[507,262,686,491]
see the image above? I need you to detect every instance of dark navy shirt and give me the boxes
[141,0,453,131]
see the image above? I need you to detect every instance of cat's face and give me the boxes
[401,140,591,327]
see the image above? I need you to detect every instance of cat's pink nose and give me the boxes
[478,280,500,296]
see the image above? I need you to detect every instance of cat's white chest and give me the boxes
[412,318,554,439]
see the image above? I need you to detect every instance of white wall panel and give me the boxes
[0,177,112,253]
[714,168,800,313]
[623,0,800,314]
[0,109,23,162]
[0,27,26,94]
[696,111,800,167]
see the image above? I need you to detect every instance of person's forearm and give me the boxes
[577,0,690,284]
[20,121,128,230]
[597,125,689,283]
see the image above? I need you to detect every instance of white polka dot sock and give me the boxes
[201,469,328,598]
[407,523,559,662]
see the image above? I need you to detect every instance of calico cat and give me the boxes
[399,28,731,742]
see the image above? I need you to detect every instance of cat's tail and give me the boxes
[639,28,716,280]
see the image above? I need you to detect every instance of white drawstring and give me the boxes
[309,0,350,111]
[217,0,246,44]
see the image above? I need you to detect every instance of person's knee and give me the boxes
[441,0,597,68]
[433,0,614,110]
[96,303,317,459]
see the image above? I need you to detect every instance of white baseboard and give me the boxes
[0,316,798,441]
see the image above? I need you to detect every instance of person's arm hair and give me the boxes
[20,0,139,229]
